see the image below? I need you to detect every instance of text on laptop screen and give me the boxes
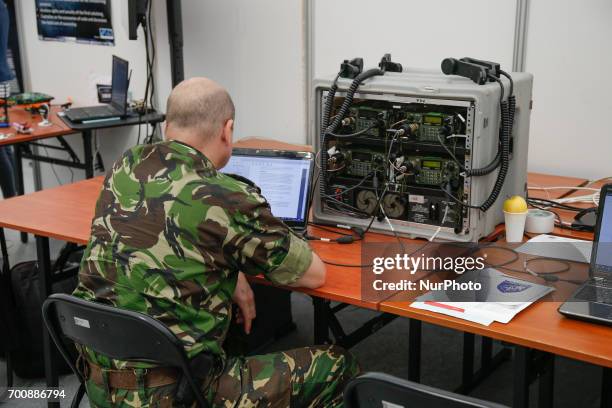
[222,155,311,222]
[595,192,612,273]
[111,57,129,111]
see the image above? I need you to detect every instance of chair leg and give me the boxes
[460,332,475,393]
[408,319,422,382]
[71,383,86,408]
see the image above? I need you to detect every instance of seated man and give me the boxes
[73,77,359,407]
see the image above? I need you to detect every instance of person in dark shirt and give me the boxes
[0,0,16,199]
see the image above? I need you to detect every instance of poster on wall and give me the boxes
[35,0,114,45]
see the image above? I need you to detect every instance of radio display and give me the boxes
[424,115,443,125]
[422,160,441,169]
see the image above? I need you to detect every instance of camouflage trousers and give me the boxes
[84,345,359,407]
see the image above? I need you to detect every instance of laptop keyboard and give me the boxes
[574,284,612,304]
[85,106,114,115]
[67,105,117,121]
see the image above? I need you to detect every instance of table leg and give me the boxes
[481,336,493,370]
[82,131,94,179]
[36,236,59,408]
[312,297,330,344]
[460,332,475,392]
[538,354,554,408]
[13,146,27,243]
[602,367,611,408]
[513,346,530,408]
[408,319,422,382]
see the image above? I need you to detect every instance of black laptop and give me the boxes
[559,184,612,326]
[65,56,129,123]
[221,148,314,232]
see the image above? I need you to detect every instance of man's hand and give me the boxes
[232,272,256,334]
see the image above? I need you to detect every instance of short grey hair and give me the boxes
[165,77,235,139]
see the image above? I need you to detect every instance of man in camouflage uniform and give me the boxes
[73,77,359,407]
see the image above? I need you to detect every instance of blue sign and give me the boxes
[36,0,114,45]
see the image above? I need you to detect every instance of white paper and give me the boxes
[410,302,495,326]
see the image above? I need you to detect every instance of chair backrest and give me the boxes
[344,372,509,408]
[42,293,209,407]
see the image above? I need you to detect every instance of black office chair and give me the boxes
[42,293,212,408]
[344,372,509,408]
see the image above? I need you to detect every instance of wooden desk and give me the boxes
[1,106,77,242]
[380,300,612,368]
[1,106,164,244]
[0,106,73,145]
[0,176,100,243]
[379,239,611,407]
[379,242,609,368]
[548,179,609,240]
[1,149,609,407]
[526,172,588,200]
[526,173,597,241]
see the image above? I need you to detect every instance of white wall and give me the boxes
[15,0,170,191]
[525,0,612,179]
[181,0,306,144]
[313,0,517,79]
[13,0,612,185]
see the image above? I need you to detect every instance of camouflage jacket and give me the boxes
[73,140,312,368]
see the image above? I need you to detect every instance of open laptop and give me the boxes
[559,184,612,326]
[221,148,314,232]
[65,56,129,123]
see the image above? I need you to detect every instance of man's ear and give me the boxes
[221,119,234,145]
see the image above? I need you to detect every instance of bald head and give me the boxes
[165,77,235,141]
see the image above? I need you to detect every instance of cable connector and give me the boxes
[336,236,355,244]
[339,58,364,79]
[378,53,403,73]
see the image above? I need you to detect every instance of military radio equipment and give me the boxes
[312,56,533,242]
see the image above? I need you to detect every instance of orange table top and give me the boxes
[0,141,608,367]
[548,180,609,241]
[0,176,100,243]
[379,300,612,368]
[0,106,74,146]
[379,240,612,368]
[526,172,588,200]
[526,173,599,241]
[0,173,390,310]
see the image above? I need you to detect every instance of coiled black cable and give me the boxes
[466,72,516,177]
[325,68,384,135]
[319,68,384,201]
[466,76,504,177]
[321,74,340,134]
[479,95,511,212]
[451,72,514,211]
[319,75,340,199]
[441,74,513,212]
[466,150,501,176]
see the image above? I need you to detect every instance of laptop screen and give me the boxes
[222,154,312,223]
[110,56,129,113]
[594,191,612,274]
